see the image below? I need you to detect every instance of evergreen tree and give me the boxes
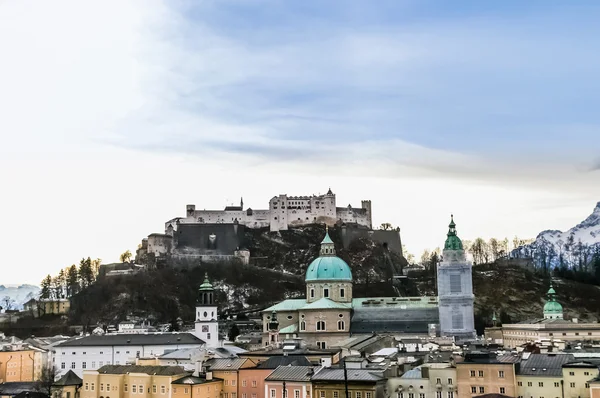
[40,275,52,299]
[67,265,79,297]
[78,257,94,288]
[228,323,240,342]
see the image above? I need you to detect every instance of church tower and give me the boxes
[194,273,219,347]
[437,215,476,340]
[543,283,563,320]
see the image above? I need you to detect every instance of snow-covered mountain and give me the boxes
[0,284,40,310]
[513,201,600,269]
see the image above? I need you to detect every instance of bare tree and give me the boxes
[1,296,14,311]
[35,364,56,396]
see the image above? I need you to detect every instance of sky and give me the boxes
[1,0,599,285]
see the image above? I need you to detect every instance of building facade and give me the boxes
[456,353,519,398]
[437,216,476,341]
[55,334,205,378]
[387,364,457,398]
[0,349,38,383]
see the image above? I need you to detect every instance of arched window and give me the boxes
[340,288,345,298]
[310,288,315,298]
[323,288,329,298]
[300,321,306,331]
[338,320,345,331]
[316,321,326,331]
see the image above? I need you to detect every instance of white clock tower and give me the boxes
[194,273,219,347]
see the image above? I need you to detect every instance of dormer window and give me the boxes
[323,288,329,298]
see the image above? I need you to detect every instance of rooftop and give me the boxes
[96,365,185,376]
[53,370,83,386]
[302,298,351,311]
[205,358,252,371]
[263,299,307,313]
[57,333,204,347]
[311,368,384,382]
[265,366,316,382]
[257,356,311,369]
[171,375,223,385]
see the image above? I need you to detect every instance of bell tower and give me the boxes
[194,273,219,347]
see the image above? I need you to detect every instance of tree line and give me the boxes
[39,257,102,300]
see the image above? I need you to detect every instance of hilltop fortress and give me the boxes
[167,188,372,233]
[136,188,400,267]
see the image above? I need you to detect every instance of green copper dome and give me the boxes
[444,215,464,250]
[305,227,352,282]
[543,283,563,314]
[199,273,214,291]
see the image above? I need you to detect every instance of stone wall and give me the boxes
[174,223,246,255]
[340,225,403,254]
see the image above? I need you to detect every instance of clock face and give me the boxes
[202,325,209,332]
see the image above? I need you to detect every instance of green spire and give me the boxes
[199,273,214,291]
[444,214,464,250]
[320,225,336,256]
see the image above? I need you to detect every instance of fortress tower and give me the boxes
[437,216,476,340]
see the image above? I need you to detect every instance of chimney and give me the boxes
[206,371,213,381]
[193,360,202,378]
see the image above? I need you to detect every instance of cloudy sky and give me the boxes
[1,0,599,285]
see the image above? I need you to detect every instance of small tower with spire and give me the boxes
[543,282,564,320]
[267,311,280,346]
[194,273,219,347]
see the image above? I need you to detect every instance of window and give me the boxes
[82,362,87,369]
[447,393,453,398]
[340,288,345,298]
[225,380,230,386]
[100,351,103,354]
[479,388,484,394]
[92,361,96,368]
[338,320,345,331]
[300,321,306,331]
[161,386,166,394]
[85,383,89,391]
[554,383,560,388]
[470,370,475,377]
[232,380,237,386]
[471,387,476,394]
[539,382,544,387]
[153,385,157,393]
[528,382,532,387]
[252,381,257,388]
[71,362,76,369]
[271,390,276,398]
[357,393,362,398]
[584,372,590,376]
[61,363,65,369]
[320,393,325,398]
[317,321,326,331]
[252,395,257,398]
[317,341,327,349]
[173,388,177,394]
[334,393,339,398]
[139,385,143,394]
[232,393,237,398]
[585,383,590,389]
[184,388,189,394]
[124,385,128,392]
[497,388,504,394]
[295,391,300,398]
[324,288,329,298]
[242,380,247,387]
[399,393,404,398]
[100,384,104,392]
[436,378,441,384]
[569,372,575,376]
[449,274,462,293]
[448,378,453,385]
[132,385,137,393]
[518,382,522,387]
[99,361,104,367]
[478,371,484,377]
[418,394,424,398]
[436,392,442,398]
[106,384,110,392]
[570,383,575,388]
[498,371,504,378]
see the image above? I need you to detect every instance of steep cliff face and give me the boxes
[513,202,600,268]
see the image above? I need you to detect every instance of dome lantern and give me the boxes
[444,214,464,251]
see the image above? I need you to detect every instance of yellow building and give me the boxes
[53,370,83,398]
[0,349,38,383]
[387,364,457,398]
[25,299,71,317]
[81,365,187,398]
[456,352,519,398]
[515,353,573,398]
[171,373,223,398]
[562,362,599,398]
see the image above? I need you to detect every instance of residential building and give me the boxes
[80,365,187,398]
[456,352,519,398]
[239,356,312,398]
[387,363,457,398]
[264,366,315,398]
[310,368,386,398]
[55,334,205,378]
[516,353,574,398]
[0,348,38,382]
[52,370,83,398]
[204,358,256,398]
[171,373,223,398]
[562,361,599,398]
[589,377,600,398]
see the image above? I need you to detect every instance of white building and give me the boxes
[54,333,205,378]
[437,216,476,341]
[166,188,372,233]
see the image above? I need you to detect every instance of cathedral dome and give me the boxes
[543,300,563,314]
[305,228,352,282]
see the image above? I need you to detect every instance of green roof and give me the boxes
[444,215,463,251]
[544,283,563,314]
[279,324,298,334]
[199,273,213,291]
[321,229,334,244]
[305,256,352,281]
[263,299,307,313]
[301,298,351,310]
